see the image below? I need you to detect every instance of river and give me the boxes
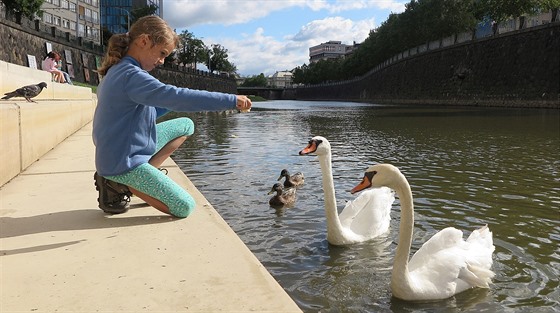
[165,101,559,313]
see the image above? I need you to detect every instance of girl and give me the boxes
[42,51,66,83]
[93,16,251,217]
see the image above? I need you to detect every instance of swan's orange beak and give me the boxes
[351,176,371,194]
[299,141,317,155]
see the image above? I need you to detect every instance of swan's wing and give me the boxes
[407,226,495,298]
[339,187,395,238]
[408,227,464,271]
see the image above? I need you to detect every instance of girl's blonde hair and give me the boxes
[97,15,179,75]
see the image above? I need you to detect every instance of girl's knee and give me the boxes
[169,196,196,218]
[178,117,195,137]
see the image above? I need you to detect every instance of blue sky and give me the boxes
[163,1,407,77]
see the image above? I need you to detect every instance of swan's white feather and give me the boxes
[339,187,395,239]
[358,164,495,301]
[405,226,495,299]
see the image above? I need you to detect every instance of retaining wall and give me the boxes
[292,22,560,108]
[0,60,96,186]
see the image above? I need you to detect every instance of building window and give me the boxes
[78,23,85,37]
[53,15,61,26]
[85,8,92,22]
[69,2,76,12]
[52,0,60,6]
[70,21,76,30]
[43,13,53,24]
[62,18,70,28]
[61,0,69,9]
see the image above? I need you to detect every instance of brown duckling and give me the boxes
[268,183,297,207]
[277,169,304,188]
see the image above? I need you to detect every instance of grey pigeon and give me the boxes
[2,82,48,102]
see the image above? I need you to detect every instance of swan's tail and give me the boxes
[460,263,496,288]
[462,225,495,288]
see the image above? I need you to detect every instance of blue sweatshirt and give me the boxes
[93,56,237,176]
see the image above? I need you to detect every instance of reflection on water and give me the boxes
[166,101,560,312]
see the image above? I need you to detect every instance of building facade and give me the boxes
[309,40,362,63]
[39,0,164,45]
[309,41,348,63]
[268,71,293,88]
[40,0,101,43]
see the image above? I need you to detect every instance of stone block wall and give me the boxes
[292,22,560,108]
[0,14,237,93]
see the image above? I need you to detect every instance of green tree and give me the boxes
[241,73,268,87]
[2,0,44,20]
[176,30,207,70]
[206,44,237,74]
[480,0,538,26]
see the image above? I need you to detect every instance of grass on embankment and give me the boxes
[74,82,97,94]
[247,95,266,102]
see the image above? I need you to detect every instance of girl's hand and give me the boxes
[236,95,252,113]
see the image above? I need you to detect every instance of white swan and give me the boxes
[351,163,495,301]
[299,136,395,246]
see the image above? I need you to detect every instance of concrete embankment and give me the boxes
[0,61,302,312]
[292,22,560,108]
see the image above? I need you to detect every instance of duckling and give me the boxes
[268,183,297,208]
[277,169,304,188]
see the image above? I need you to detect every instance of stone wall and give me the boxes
[0,15,104,85]
[292,22,560,108]
[0,14,236,93]
[153,65,236,94]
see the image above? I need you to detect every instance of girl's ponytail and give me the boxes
[97,33,130,75]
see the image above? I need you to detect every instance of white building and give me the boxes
[268,71,293,88]
[309,40,352,63]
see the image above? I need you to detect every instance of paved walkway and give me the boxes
[0,123,302,312]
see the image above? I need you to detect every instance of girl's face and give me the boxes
[136,35,175,71]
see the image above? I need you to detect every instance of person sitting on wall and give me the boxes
[56,57,73,85]
[41,51,66,83]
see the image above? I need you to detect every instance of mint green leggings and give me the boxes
[106,117,195,218]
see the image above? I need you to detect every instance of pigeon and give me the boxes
[2,82,48,103]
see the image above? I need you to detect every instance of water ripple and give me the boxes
[167,103,560,312]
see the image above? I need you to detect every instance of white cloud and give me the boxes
[164,0,300,29]
[164,0,405,29]
[203,16,375,76]
[162,0,407,76]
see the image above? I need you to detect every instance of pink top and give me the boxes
[41,57,58,73]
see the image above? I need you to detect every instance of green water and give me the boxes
[169,102,559,313]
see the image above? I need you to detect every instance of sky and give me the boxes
[162,0,407,77]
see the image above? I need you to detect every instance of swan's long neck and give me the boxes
[317,152,344,237]
[391,172,415,297]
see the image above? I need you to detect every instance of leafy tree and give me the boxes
[176,30,207,69]
[479,0,539,25]
[2,0,44,20]
[292,0,554,85]
[537,0,560,22]
[241,73,268,87]
[206,44,237,74]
